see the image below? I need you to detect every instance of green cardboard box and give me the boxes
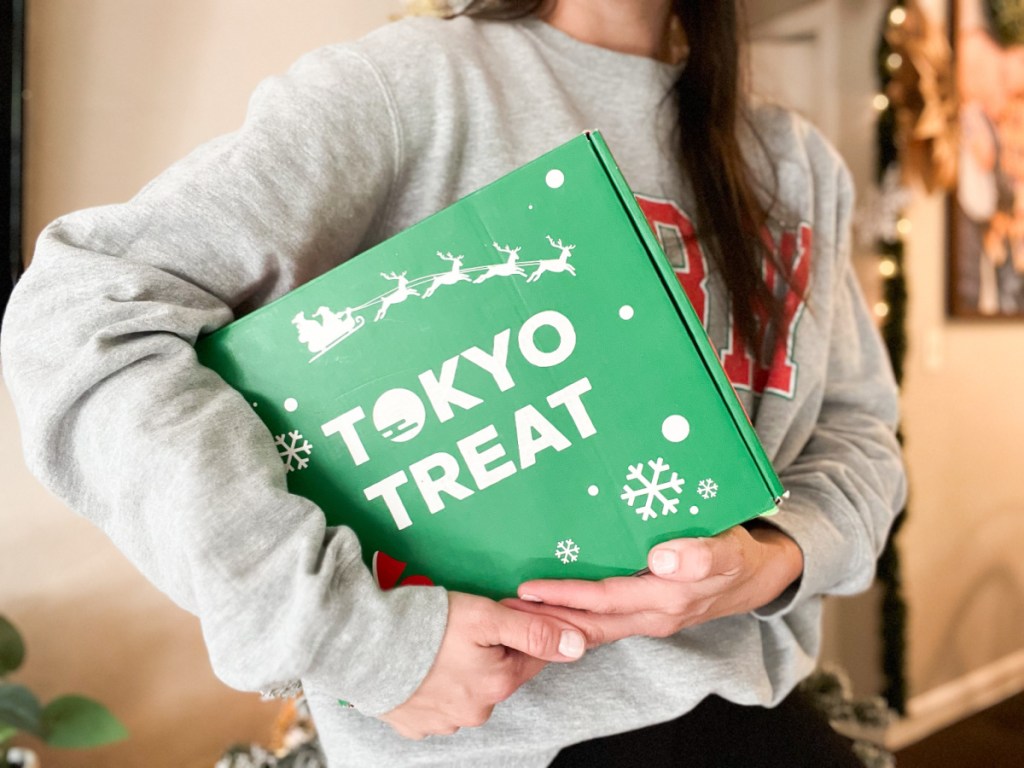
[195,132,785,599]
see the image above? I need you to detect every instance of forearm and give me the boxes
[744,521,804,611]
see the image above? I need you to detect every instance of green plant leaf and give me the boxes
[0,617,26,676]
[41,695,128,748]
[0,722,18,746]
[0,684,43,736]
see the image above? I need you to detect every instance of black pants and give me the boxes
[550,688,863,768]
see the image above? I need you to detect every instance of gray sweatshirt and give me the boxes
[1,15,907,768]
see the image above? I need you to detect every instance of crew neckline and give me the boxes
[519,16,686,79]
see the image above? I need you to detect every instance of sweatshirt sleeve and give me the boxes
[753,156,908,619]
[0,45,447,716]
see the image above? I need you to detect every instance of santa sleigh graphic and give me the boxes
[291,238,581,362]
[292,305,366,362]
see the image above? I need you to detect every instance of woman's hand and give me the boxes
[379,591,587,740]
[505,524,804,646]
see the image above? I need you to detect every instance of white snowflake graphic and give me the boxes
[274,430,312,472]
[697,478,719,500]
[555,539,580,564]
[620,458,685,521]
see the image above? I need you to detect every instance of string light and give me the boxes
[873,93,891,111]
[877,0,909,718]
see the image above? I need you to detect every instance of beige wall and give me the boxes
[901,0,1024,698]
[22,0,404,253]
[3,2,401,766]
[902,200,1024,693]
[3,1,1023,764]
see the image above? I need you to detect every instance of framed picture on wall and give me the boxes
[951,0,1024,317]
[2,0,26,327]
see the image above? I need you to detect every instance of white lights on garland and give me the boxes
[867,0,955,716]
[872,0,913,716]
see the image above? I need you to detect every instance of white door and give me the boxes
[749,0,842,142]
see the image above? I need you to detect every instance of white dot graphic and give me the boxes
[588,485,600,497]
[546,169,565,189]
[284,398,299,413]
[662,414,690,443]
[619,305,635,320]
[690,506,700,515]
[528,204,535,210]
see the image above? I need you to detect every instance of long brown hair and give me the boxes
[450,0,784,353]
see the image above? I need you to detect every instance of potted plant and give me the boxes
[0,615,127,766]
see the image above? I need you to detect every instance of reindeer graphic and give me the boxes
[422,251,472,298]
[527,236,577,282]
[474,242,527,283]
[375,272,420,321]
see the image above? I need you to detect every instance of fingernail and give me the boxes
[559,630,585,659]
[519,594,543,603]
[651,549,678,575]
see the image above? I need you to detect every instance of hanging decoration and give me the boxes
[884,1,960,192]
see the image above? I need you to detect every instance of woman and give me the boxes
[1,1,905,765]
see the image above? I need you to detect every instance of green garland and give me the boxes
[984,0,1024,45]
[874,0,910,716]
